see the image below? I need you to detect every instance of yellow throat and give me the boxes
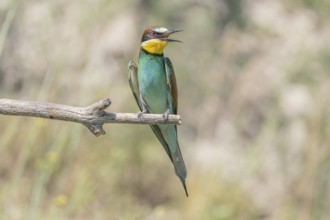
[141,39,168,55]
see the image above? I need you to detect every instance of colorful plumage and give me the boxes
[128,26,188,196]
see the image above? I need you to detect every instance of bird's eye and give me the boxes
[151,31,157,36]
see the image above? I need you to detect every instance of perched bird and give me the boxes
[128,26,188,196]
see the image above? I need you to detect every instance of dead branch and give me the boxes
[0,98,181,136]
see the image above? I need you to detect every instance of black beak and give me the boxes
[162,29,183,43]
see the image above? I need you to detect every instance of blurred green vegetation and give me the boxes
[1,0,330,219]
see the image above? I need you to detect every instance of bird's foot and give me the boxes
[128,61,137,70]
[137,110,147,120]
[162,109,170,121]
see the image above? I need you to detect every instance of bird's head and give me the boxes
[140,26,182,55]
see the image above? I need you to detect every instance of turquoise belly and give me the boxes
[138,51,168,113]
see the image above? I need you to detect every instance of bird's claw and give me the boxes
[163,109,170,121]
[137,112,144,119]
[137,110,147,120]
[128,61,137,69]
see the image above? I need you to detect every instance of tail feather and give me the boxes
[172,143,188,197]
[151,124,188,197]
[180,177,189,197]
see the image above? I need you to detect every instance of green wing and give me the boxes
[164,57,178,114]
[128,61,142,109]
[164,58,188,196]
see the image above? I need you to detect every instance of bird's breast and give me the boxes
[138,52,168,113]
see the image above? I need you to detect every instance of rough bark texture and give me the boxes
[0,98,181,136]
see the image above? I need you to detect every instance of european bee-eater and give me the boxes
[128,26,188,196]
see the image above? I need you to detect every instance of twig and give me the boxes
[0,98,181,136]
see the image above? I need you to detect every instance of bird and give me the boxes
[128,26,188,196]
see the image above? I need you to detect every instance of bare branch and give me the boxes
[0,98,181,136]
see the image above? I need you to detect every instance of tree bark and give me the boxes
[0,98,181,136]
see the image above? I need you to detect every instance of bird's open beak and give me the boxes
[162,29,183,43]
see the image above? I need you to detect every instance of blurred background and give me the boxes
[1,0,330,219]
